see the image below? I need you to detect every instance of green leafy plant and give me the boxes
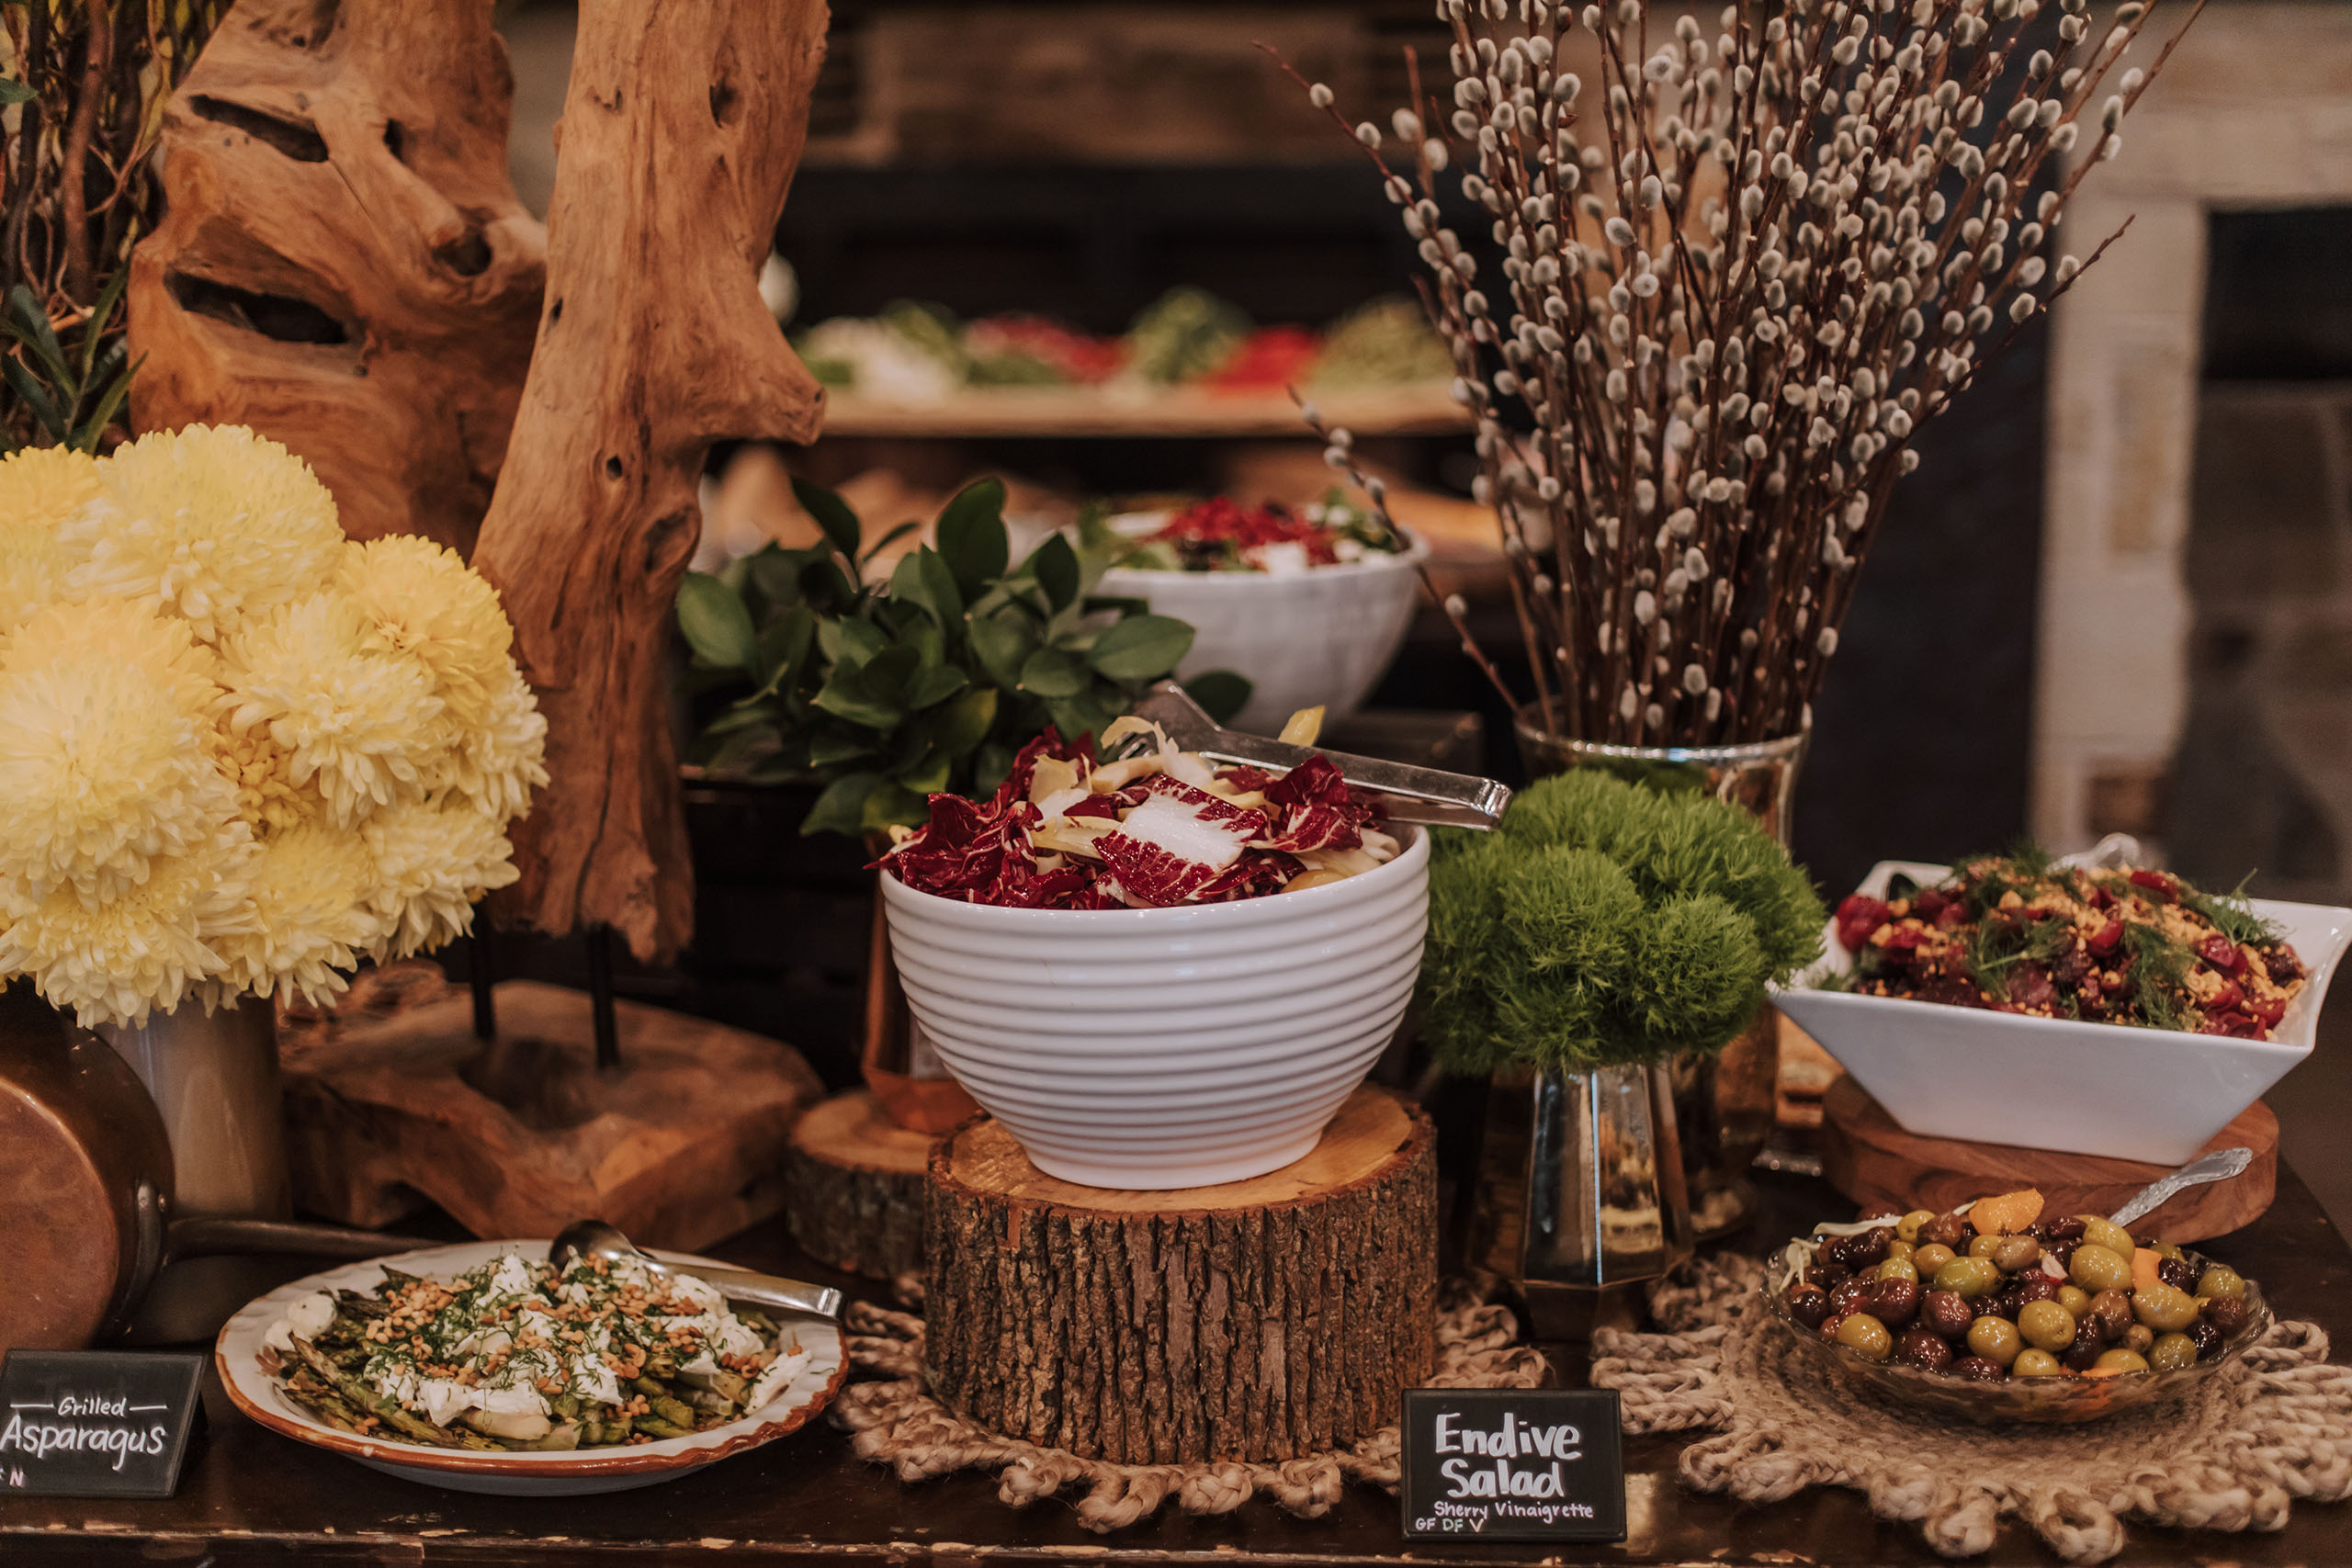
[675,476,1249,837]
[1419,771,1825,1073]
[1,276,140,454]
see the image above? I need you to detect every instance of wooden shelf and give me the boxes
[817,382,1470,438]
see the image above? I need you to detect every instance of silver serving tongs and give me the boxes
[1111,682,1513,830]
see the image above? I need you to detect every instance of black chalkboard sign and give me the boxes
[0,1350,206,1499]
[1399,1388,1625,1542]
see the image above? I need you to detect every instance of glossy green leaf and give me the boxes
[862,782,930,831]
[5,286,71,395]
[1183,670,1254,726]
[830,616,888,671]
[933,687,998,758]
[967,614,1033,691]
[1087,614,1194,680]
[70,352,141,454]
[674,574,759,669]
[1049,694,1124,748]
[1023,533,1080,612]
[808,729,877,769]
[3,355,67,444]
[810,670,901,730]
[790,477,865,563]
[858,519,922,564]
[79,261,134,387]
[752,604,817,693]
[0,80,35,107]
[935,478,1009,595]
[799,772,883,837]
[905,663,968,710]
[896,750,954,795]
[1018,646,1091,698]
[855,645,922,707]
[887,546,963,627]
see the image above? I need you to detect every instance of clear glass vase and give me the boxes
[101,995,290,1220]
[1510,714,1810,1244]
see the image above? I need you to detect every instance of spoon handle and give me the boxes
[2108,1146,2254,1231]
[656,1262,842,1319]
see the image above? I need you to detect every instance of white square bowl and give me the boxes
[1772,857,2352,1166]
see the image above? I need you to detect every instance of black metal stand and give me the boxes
[586,925,621,1070]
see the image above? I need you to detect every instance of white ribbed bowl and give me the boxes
[879,828,1429,1189]
[1100,532,1429,735]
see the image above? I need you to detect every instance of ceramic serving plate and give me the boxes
[1774,840,2352,1167]
[1760,1235,2270,1424]
[217,1240,847,1495]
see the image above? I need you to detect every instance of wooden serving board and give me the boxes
[1818,1075,2278,1241]
[924,1086,1438,1465]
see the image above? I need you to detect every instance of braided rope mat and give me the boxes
[830,1284,1547,1533]
[1591,1256,2352,1562]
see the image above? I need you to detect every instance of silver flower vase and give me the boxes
[102,995,290,1219]
[1465,1062,1694,1340]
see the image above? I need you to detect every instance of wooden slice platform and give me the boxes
[784,1089,932,1280]
[924,1086,1438,1466]
[1818,1075,2278,1241]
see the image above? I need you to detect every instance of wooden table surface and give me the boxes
[6,1154,2347,1567]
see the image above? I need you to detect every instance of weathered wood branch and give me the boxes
[470,0,830,959]
[127,0,545,554]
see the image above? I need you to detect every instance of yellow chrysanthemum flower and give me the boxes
[216,722,327,836]
[0,446,98,636]
[440,654,548,823]
[337,536,514,732]
[0,597,222,714]
[220,591,452,828]
[0,640,239,908]
[65,424,343,643]
[206,820,390,1007]
[363,795,520,958]
[0,826,256,1028]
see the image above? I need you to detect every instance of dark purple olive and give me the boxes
[2187,1319,2224,1360]
[1806,1261,1853,1291]
[2040,1216,2088,1244]
[1921,1289,1974,1339]
[2064,1321,2107,1371]
[1868,1276,1920,1328]
[2044,1238,2080,1272]
[1785,1282,1833,1330]
[1819,1313,1849,1342]
[1951,1355,2007,1382]
[1857,1202,1905,1222]
[2012,1272,2062,1306]
[1894,1327,1953,1373]
[2156,1257,2197,1292]
[1989,1288,2025,1322]
[2200,1292,2251,1336]
[1919,1213,1973,1252]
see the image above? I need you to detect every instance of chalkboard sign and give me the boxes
[0,1350,206,1499]
[1399,1388,1625,1542]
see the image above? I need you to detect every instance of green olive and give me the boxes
[2018,1300,2076,1352]
[2124,1323,2154,1354]
[2056,1284,2093,1317]
[2194,1265,2246,1301]
[2013,1348,2065,1379]
[1912,1243,1957,1278]
[2094,1348,2150,1374]
[1835,1313,1894,1360]
[1991,1235,2042,1274]
[1966,1315,2023,1368]
[2132,1282,2199,1332]
[2148,1239,2184,1263]
[1967,1233,2003,1260]
[1897,1209,1936,1245]
[2079,1217,2136,1258]
[1885,1238,1916,1264]
[2147,1332,2199,1371]
[1933,1257,2001,1300]
[1876,1257,1919,1285]
[2069,1243,2132,1294]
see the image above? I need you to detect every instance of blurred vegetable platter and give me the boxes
[674,478,1247,836]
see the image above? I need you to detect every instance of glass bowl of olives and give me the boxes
[1760,1188,2271,1425]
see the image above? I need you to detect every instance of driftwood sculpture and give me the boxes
[126,0,545,554]
[472,0,831,960]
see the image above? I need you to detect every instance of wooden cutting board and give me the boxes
[1818,1075,2277,1241]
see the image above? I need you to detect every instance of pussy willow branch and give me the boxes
[1281,0,2199,745]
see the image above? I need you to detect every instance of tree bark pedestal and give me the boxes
[785,1089,931,1280]
[924,1086,1437,1465]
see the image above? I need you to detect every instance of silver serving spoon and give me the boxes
[548,1221,842,1319]
[1115,682,1513,830]
[2107,1146,2254,1231]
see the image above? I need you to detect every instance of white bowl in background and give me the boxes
[1773,855,2352,1167]
[879,828,1429,1189]
[1100,530,1429,736]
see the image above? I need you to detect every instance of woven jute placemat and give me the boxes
[1591,1256,2352,1562]
[831,1284,1546,1533]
